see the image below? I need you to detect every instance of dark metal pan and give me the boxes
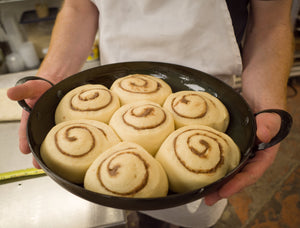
[16,61,292,210]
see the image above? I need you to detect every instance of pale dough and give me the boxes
[155,125,240,193]
[84,142,169,198]
[163,91,229,132]
[111,74,172,106]
[40,119,121,184]
[109,100,175,156]
[55,84,120,124]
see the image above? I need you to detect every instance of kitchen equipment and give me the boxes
[5,52,25,73]
[0,25,11,74]
[0,88,22,121]
[0,168,45,181]
[16,61,293,210]
[1,14,25,53]
[19,8,58,59]
[0,175,126,228]
[35,2,49,18]
[18,41,40,69]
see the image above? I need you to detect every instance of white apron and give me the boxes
[90,0,243,227]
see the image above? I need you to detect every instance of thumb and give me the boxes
[7,80,52,101]
[255,112,281,143]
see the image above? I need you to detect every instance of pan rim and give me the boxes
[26,61,256,210]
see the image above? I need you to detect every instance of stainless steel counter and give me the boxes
[0,63,127,228]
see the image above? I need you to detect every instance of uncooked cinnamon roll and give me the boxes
[163,91,229,132]
[109,100,175,156]
[40,119,121,184]
[155,125,240,193]
[110,74,172,106]
[84,142,169,198]
[55,84,120,124]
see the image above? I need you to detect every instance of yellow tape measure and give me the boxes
[0,168,45,181]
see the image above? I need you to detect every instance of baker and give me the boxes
[7,0,294,227]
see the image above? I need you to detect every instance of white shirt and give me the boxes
[90,1,243,227]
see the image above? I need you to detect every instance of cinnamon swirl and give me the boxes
[163,91,229,132]
[55,84,120,124]
[40,119,121,184]
[84,142,168,198]
[109,100,175,156]
[110,74,172,106]
[155,125,240,193]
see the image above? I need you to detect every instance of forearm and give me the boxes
[37,0,99,83]
[241,0,294,112]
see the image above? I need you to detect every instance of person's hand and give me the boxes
[204,112,281,206]
[7,80,52,168]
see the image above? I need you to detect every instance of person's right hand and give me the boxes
[7,80,53,168]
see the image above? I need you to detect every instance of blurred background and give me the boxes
[0,0,99,75]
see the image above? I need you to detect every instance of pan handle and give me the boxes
[254,109,293,151]
[15,76,54,113]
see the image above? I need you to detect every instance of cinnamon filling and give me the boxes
[119,75,161,94]
[54,123,107,157]
[122,104,167,130]
[70,88,113,111]
[171,94,208,119]
[97,149,149,196]
[173,128,227,173]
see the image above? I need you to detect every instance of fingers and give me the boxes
[205,144,279,206]
[19,106,41,169]
[8,79,52,155]
[32,157,41,169]
[205,113,282,205]
[221,145,278,194]
[204,191,222,206]
[7,80,52,101]
[255,112,281,143]
[7,83,35,101]
[8,79,50,169]
[19,110,31,154]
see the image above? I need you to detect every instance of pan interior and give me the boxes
[26,62,256,210]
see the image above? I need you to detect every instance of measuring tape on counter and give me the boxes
[0,168,45,181]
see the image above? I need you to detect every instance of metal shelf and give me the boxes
[0,0,25,4]
[20,7,58,24]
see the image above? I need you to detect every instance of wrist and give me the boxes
[241,77,288,113]
[36,57,82,84]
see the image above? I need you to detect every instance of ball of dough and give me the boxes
[110,74,172,106]
[109,100,175,156]
[155,125,240,193]
[84,142,169,198]
[55,84,120,124]
[40,119,121,184]
[163,91,229,132]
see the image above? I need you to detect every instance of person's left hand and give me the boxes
[204,112,281,206]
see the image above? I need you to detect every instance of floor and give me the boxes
[125,77,300,228]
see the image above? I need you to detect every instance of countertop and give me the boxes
[0,62,127,228]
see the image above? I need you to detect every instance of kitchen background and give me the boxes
[0,0,300,79]
[0,0,99,75]
[0,0,300,228]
